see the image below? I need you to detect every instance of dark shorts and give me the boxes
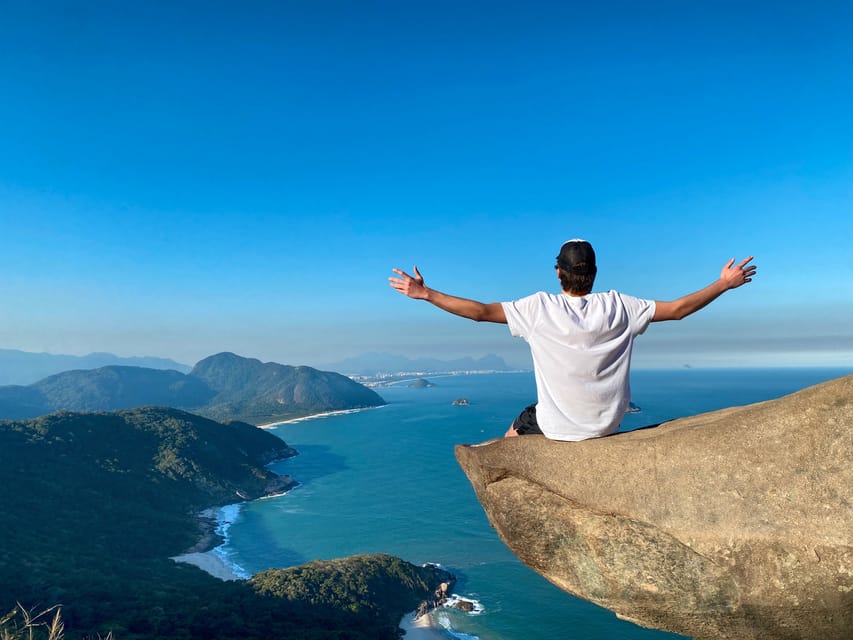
[510,404,543,436]
[511,404,662,438]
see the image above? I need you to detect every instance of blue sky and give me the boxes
[1,1,851,369]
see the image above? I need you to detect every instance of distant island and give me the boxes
[0,352,385,424]
[452,398,469,406]
[0,407,453,639]
[408,378,436,388]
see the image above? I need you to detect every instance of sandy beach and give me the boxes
[171,551,243,581]
[258,405,382,429]
[398,611,448,639]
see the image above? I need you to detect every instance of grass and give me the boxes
[0,604,113,640]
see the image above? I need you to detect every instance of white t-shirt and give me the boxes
[501,291,656,441]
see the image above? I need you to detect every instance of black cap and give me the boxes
[556,239,596,275]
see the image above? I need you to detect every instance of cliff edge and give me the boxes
[455,375,853,640]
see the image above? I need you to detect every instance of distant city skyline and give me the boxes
[1,2,851,370]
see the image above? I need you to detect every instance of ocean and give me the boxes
[219,368,850,640]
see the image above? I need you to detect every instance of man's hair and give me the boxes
[556,239,597,295]
[557,266,596,295]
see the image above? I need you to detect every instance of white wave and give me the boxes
[436,611,481,640]
[211,545,251,579]
[258,482,301,500]
[443,594,485,615]
[216,503,243,530]
[209,503,251,578]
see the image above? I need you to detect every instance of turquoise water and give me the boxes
[223,368,850,640]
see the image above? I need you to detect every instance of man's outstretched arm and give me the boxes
[389,266,507,324]
[652,257,757,322]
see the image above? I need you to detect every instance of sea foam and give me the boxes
[211,503,251,579]
[443,594,484,615]
[436,610,481,640]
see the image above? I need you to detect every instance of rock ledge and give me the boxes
[455,375,853,640]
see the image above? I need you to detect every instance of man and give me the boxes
[388,239,756,441]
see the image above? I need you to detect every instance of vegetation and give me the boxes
[0,352,385,424]
[0,408,449,639]
[191,352,386,424]
[1,604,66,640]
[253,555,446,617]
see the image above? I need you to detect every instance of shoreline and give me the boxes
[398,611,448,639]
[256,371,534,428]
[258,404,385,429]
[171,504,252,581]
[363,369,530,388]
[171,550,243,581]
[171,442,302,581]
[172,507,457,638]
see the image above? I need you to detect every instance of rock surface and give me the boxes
[455,375,853,640]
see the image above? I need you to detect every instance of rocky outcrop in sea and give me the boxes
[455,375,853,640]
[414,578,453,619]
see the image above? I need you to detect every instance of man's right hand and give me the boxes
[388,266,507,323]
[389,266,428,299]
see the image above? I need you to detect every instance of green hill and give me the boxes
[0,352,385,424]
[34,366,215,411]
[0,408,451,639]
[191,352,385,423]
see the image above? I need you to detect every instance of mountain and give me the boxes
[36,366,215,411]
[322,352,512,375]
[0,348,191,385]
[0,366,214,420]
[0,408,451,639]
[0,352,385,424]
[191,352,386,424]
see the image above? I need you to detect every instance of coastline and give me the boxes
[171,550,243,581]
[362,369,530,388]
[258,404,385,429]
[171,439,302,581]
[171,504,251,581]
[172,507,455,638]
[398,611,448,639]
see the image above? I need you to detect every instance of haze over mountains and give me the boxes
[321,352,513,376]
[0,348,191,385]
[0,348,517,423]
[0,352,384,424]
[0,348,517,386]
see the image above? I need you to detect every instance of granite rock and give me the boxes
[455,375,853,639]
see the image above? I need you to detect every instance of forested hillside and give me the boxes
[191,352,385,423]
[0,408,450,639]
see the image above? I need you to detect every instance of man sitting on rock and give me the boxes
[389,239,756,441]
